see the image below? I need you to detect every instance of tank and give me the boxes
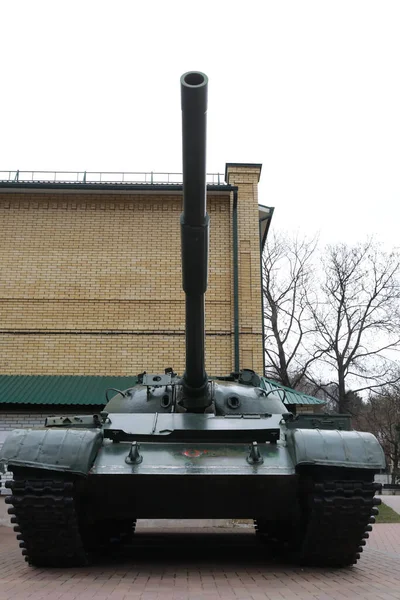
[0,71,385,568]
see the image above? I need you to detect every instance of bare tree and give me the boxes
[366,388,400,484]
[308,241,400,413]
[262,232,319,388]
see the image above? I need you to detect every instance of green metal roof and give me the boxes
[261,377,326,406]
[0,376,137,406]
[0,375,325,407]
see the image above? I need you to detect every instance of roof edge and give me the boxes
[0,182,237,194]
[262,377,326,405]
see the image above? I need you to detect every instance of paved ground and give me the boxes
[1,520,400,600]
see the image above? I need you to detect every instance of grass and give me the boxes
[375,501,400,523]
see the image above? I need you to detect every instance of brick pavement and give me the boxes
[0,523,400,600]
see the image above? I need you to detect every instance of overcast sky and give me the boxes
[1,1,399,247]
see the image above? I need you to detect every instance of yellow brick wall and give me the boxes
[226,166,264,374]
[0,192,233,375]
[0,169,264,377]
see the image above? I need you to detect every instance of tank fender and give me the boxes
[286,428,386,470]
[0,428,103,476]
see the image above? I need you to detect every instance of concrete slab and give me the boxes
[139,518,238,528]
[380,494,400,514]
[0,497,10,527]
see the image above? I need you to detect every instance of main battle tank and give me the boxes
[0,72,385,568]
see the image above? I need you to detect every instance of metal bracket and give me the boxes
[247,441,264,465]
[143,373,172,387]
[125,441,143,465]
[45,415,102,428]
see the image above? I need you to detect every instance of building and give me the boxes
[0,163,268,376]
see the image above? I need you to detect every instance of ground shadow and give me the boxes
[91,530,339,572]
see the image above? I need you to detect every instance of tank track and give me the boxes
[5,475,89,567]
[6,473,138,566]
[255,474,382,567]
[298,476,381,567]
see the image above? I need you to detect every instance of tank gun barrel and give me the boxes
[180,71,210,408]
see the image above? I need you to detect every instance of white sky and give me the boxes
[1,0,399,247]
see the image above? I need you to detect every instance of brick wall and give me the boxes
[0,171,264,378]
[0,190,235,376]
[0,408,99,431]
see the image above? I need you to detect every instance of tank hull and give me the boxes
[5,459,382,568]
[76,473,299,520]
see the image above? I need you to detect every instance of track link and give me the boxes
[5,475,89,567]
[254,474,381,567]
[298,476,381,567]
